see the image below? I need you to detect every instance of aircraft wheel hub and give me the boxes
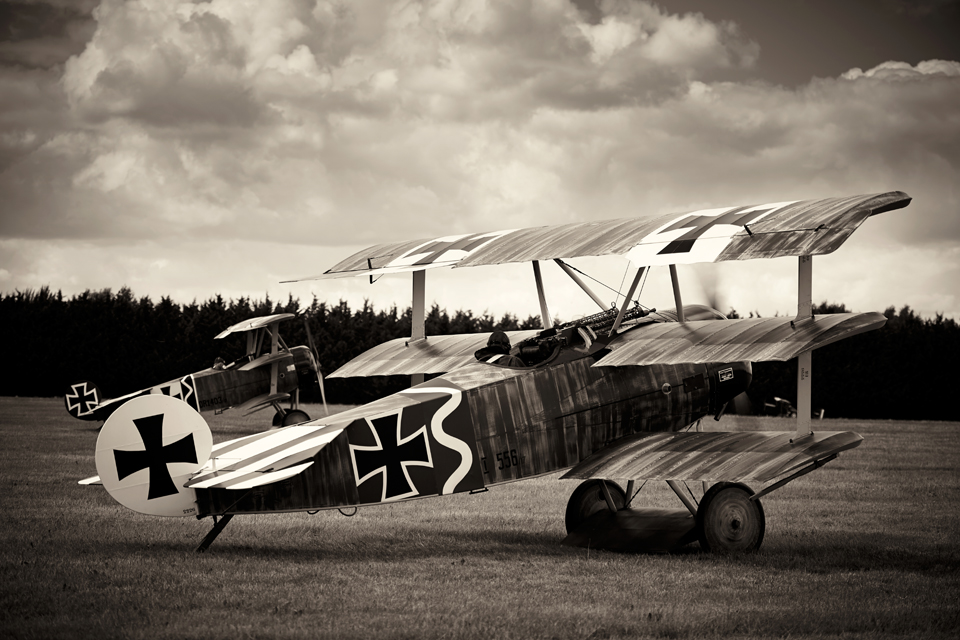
[696,482,765,553]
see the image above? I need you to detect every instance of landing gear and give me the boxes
[564,479,626,534]
[696,482,765,553]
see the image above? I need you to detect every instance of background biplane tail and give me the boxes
[64,380,103,421]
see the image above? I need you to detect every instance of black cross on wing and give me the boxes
[657,206,775,255]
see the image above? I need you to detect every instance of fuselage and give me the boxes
[195,338,751,516]
[76,345,316,421]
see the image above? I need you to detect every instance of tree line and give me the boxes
[2,287,957,420]
[1,286,541,406]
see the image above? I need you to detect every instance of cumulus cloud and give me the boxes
[0,0,958,318]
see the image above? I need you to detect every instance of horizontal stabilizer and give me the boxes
[329,331,539,378]
[186,424,342,490]
[236,392,290,415]
[596,312,886,367]
[562,430,863,483]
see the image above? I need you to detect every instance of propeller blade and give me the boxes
[692,263,724,315]
[302,313,328,415]
[317,367,328,415]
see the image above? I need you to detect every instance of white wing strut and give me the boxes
[411,269,426,386]
[796,255,813,439]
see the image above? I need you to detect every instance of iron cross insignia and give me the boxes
[65,382,99,418]
[656,206,777,255]
[350,412,433,502]
[113,413,198,500]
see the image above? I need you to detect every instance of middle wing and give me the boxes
[328,330,540,378]
[595,312,886,367]
[326,313,885,378]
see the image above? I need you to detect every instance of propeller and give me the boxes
[692,264,730,318]
[301,312,329,415]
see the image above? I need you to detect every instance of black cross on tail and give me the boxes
[114,413,197,500]
[353,415,431,500]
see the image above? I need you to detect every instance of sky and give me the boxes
[1,0,959,325]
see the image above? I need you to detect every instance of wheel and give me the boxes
[696,482,765,553]
[565,479,626,534]
[281,409,310,426]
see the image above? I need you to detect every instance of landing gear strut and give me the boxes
[562,478,765,553]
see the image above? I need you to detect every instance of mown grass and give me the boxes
[1,398,958,639]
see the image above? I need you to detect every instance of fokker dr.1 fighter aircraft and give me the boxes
[66,313,326,428]
[81,191,909,554]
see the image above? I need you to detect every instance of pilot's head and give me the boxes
[487,330,511,353]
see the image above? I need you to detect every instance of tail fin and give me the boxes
[64,380,103,421]
[95,395,212,517]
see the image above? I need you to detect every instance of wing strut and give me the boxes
[610,267,645,335]
[669,265,685,323]
[532,261,553,330]
[796,255,813,439]
[553,259,608,311]
[269,323,279,396]
[411,270,426,386]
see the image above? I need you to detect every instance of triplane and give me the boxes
[66,313,326,428]
[81,191,910,553]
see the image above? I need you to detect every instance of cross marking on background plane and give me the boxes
[66,382,99,417]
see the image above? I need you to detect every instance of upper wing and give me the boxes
[328,330,539,378]
[596,312,886,367]
[289,191,909,281]
[562,430,863,483]
[214,313,297,339]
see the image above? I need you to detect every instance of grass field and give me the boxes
[1,397,958,639]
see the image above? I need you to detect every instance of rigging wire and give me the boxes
[558,259,652,311]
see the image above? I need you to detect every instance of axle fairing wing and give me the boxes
[292,191,909,281]
[561,430,863,484]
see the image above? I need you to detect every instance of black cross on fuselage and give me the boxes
[658,206,774,255]
[353,415,431,500]
[113,413,197,500]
